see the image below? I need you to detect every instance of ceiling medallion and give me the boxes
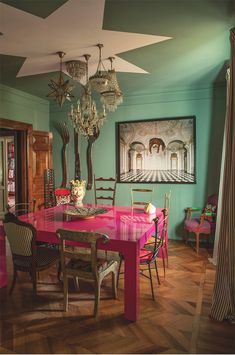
[47,51,74,107]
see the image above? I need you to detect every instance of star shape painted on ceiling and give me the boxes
[0,0,171,78]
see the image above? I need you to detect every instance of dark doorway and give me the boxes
[0,118,33,217]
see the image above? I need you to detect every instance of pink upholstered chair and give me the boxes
[184,194,218,254]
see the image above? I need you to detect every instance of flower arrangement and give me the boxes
[70,179,86,188]
[70,179,86,206]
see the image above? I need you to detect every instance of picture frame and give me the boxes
[116,116,196,184]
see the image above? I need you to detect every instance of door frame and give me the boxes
[0,118,33,205]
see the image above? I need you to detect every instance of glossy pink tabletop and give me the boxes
[21,204,163,250]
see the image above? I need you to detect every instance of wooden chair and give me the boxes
[3,212,60,296]
[117,216,164,300]
[164,190,171,210]
[7,199,36,216]
[94,175,117,206]
[131,188,154,208]
[184,194,218,254]
[56,228,118,317]
[162,191,171,270]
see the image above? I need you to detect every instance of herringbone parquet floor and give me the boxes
[0,240,235,354]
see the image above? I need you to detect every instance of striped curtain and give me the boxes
[210,28,235,323]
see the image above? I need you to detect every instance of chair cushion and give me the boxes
[139,249,154,263]
[14,246,60,269]
[184,218,211,234]
[68,247,121,262]
[67,257,112,273]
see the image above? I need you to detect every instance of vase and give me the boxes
[71,185,85,207]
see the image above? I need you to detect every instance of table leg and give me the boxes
[123,243,139,321]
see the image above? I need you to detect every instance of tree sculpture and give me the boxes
[86,130,100,190]
[58,122,70,188]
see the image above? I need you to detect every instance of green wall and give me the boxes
[0,84,50,130]
[50,85,226,240]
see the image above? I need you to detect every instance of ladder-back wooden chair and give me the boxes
[56,228,118,318]
[131,188,154,208]
[3,213,60,296]
[94,175,117,206]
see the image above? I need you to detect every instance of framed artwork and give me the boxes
[116,116,196,184]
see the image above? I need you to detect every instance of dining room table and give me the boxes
[1,203,166,321]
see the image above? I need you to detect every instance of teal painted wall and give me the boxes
[50,85,226,240]
[0,84,50,130]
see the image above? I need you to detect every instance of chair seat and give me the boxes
[68,247,120,262]
[14,246,60,269]
[184,218,211,234]
[139,248,154,263]
[68,257,114,273]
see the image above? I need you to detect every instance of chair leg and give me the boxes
[154,260,161,285]
[148,263,155,300]
[57,261,62,282]
[9,268,17,295]
[165,244,169,268]
[73,276,79,290]
[196,233,200,254]
[184,230,189,244]
[162,252,166,278]
[112,271,117,299]
[94,281,101,318]
[117,256,123,287]
[206,234,210,252]
[32,270,37,297]
[63,274,68,312]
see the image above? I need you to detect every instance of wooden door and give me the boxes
[32,131,53,210]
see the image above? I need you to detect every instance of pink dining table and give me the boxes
[1,204,165,321]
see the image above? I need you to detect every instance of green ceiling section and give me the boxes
[1,0,69,18]
[0,54,26,82]
[0,0,234,100]
[104,0,234,93]
[0,53,84,100]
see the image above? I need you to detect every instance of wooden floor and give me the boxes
[0,241,235,354]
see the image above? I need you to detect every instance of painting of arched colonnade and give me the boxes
[117,117,196,183]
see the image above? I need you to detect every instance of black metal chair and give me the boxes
[117,215,166,300]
